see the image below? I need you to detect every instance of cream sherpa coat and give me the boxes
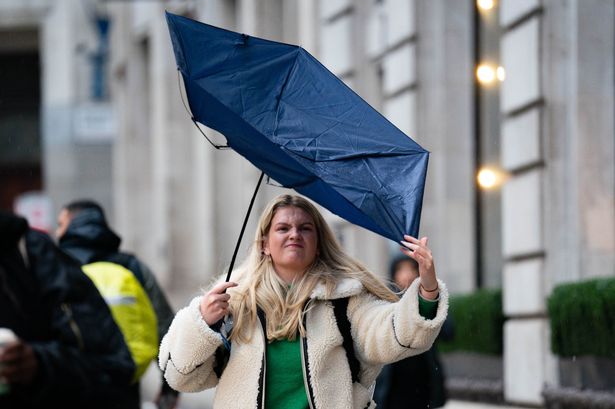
[159,276,448,409]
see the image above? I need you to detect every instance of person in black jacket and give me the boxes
[55,199,178,409]
[373,255,455,409]
[0,211,136,409]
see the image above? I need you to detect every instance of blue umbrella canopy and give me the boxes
[166,12,429,242]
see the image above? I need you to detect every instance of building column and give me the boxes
[500,0,614,404]
[499,0,553,405]
[541,0,615,286]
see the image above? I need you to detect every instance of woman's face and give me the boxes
[263,206,318,281]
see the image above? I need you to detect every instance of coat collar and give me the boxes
[310,277,364,300]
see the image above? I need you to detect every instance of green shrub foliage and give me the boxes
[439,289,504,355]
[548,278,615,358]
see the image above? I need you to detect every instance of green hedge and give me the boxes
[548,277,615,359]
[438,288,504,355]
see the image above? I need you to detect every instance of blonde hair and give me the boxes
[228,194,399,343]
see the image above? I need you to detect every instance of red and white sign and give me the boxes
[14,192,53,233]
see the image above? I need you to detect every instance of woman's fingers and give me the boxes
[401,240,420,251]
[210,281,238,294]
[402,235,429,247]
[400,246,413,258]
[403,234,420,243]
[205,283,235,309]
[400,240,420,254]
[200,281,237,325]
[400,241,432,259]
[403,235,428,245]
[403,235,430,248]
[399,246,425,262]
[0,341,37,383]
[211,303,229,315]
[205,294,230,313]
[210,293,231,302]
[211,296,230,308]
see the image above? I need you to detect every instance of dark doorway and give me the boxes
[0,35,42,211]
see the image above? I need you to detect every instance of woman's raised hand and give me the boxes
[400,235,439,300]
[200,281,238,326]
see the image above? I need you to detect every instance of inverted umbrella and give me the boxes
[165,12,429,275]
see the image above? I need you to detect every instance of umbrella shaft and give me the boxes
[225,171,265,282]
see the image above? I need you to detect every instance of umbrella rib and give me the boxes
[362,158,405,235]
[178,72,230,149]
[171,16,193,78]
[236,73,247,119]
[282,147,422,163]
[273,50,301,136]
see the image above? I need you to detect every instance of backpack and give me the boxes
[81,261,158,382]
[331,297,360,383]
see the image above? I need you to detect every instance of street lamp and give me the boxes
[476,64,496,84]
[477,167,507,189]
[477,0,495,11]
[476,64,505,85]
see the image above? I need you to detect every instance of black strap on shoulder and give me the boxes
[332,297,360,383]
[256,307,267,407]
[213,343,229,379]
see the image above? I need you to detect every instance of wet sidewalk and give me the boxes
[444,400,531,409]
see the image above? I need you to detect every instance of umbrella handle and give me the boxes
[225,171,265,282]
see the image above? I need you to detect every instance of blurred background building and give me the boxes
[1,0,613,408]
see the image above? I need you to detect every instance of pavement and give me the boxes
[140,363,532,409]
[141,396,531,409]
[443,401,530,409]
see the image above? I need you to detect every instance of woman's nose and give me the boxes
[289,227,301,239]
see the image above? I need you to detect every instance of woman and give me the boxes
[159,194,448,409]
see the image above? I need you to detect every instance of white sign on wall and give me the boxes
[73,103,116,143]
[14,191,53,233]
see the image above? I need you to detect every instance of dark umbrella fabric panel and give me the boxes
[166,12,429,242]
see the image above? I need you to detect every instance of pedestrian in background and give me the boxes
[0,211,135,409]
[373,255,455,409]
[56,200,179,409]
[159,194,449,408]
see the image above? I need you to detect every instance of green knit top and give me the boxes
[264,337,308,409]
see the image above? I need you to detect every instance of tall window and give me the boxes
[475,0,503,289]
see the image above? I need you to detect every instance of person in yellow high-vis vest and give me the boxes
[56,200,179,409]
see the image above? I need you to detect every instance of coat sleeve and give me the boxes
[158,296,223,392]
[347,277,449,365]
